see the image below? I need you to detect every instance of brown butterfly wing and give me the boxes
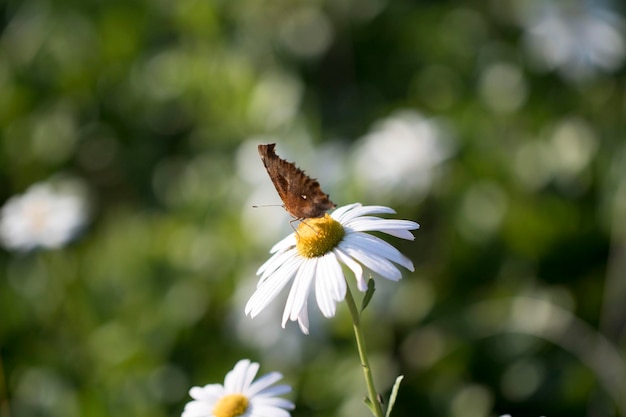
[258,143,336,219]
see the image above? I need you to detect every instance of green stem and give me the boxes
[344,284,385,417]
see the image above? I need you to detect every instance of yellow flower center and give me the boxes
[296,214,344,258]
[213,394,249,417]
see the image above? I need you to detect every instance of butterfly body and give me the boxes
[258,144,336,219]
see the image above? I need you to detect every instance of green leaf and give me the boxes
[385,375,404,417]
[361,278,376,313]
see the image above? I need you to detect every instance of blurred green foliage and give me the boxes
[1,0,626,416]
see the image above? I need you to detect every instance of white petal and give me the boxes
[315,253,346,318]
[252,383,292,398]
[252,396,295,409]
[182,400,214,417]
[269,233,297,254]
[324,252,347,302]
[314,277,334,318]
[334,204,396,223]
[345,232,414,271]
[282,259,316,326]
[241,361,260,393]
[333,247,366,291]
[249,404,293,417]
[329,203,361,221]
[246,258,301,317]
[340,243,403,281]
[257,249,299,284]
[225,359,255,392]
[296,301,310,334]
[189,385,223,402]
[375,228,418,240]
[345,217,419,238]
[247,372,284,396]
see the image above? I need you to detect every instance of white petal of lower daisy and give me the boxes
[254,396,295,408]
[346,232,415,271]
[246,259,301,317]
[225,359,256,393]
[182,400,214,417]
[340,242,403,281]
[249,404,293,417]
[242,361,260,394]
[189,384,223,402]
[282,259,316,326]
[248,372,287,396]
[252,396,295,409]
[253,384,293,399]
[315,253,346,317]
[333,247,366,291]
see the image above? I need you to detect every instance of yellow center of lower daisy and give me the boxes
[213,394,249,417]
[296,214,345,258]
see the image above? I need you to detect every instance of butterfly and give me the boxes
[258,143,336,220]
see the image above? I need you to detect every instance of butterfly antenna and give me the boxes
[252,204,285,209]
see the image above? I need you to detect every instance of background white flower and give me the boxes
[0,180,88,252]
[352,110,454,203]
[518,0,625,80]
[182,359,294,417]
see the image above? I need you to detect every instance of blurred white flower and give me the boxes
[352,110,453,202]
[0,180,88,252]
[182,359,294,417]
[519,0,625,80]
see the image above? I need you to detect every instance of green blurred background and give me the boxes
[1,0,626,416]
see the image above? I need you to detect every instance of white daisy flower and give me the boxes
[182,359,294,417]
[0,181,88,252]
[245,203,419,334]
